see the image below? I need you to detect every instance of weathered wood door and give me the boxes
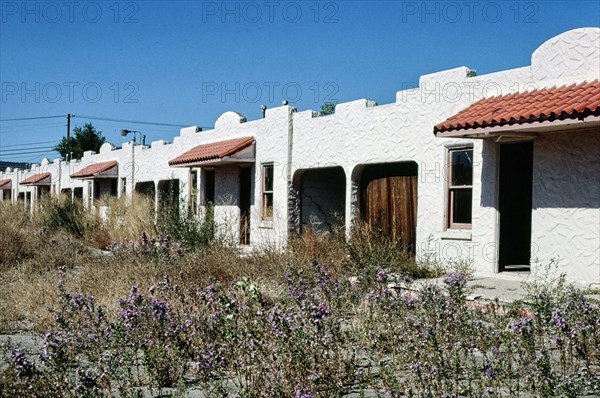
[365,176,417,254]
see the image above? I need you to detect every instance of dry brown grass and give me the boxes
[92,193,156,246]
[0,197,154,331]
[0,199,435,333]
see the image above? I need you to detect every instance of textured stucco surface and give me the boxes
[289,27,599,282]
[1,28,598,283]
[531,131,600,284]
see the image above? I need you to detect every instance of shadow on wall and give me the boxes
[295,166,346,234]
[532,131,600,209]
[479,131,599,210]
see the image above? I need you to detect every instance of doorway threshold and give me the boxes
[503,264,531,272]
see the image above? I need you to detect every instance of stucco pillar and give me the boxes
[195,168,201,214]
[344,167,357,240]
[29,190,34,214]
[287,170,301,236]
[89,181,95,208]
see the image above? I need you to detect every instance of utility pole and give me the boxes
[66,113,71,138]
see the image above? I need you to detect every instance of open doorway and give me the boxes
[498,142,533,272]
[73,187,83,203]
[295,167,346,234]
[203,169,215,205]
[239,168,252,245]
[158,179,180,216]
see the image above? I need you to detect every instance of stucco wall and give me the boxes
[290,27,600,282]
[531,131,600,284]
[2,28,598,283]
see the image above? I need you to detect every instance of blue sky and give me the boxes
[1,0,599,162]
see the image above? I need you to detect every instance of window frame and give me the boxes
[446,146,473,230]
[261,163,274,221]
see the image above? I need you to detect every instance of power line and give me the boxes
[0,121,66,128]
[1,148,56,155]
[0,140,59,148]
[25,153,53,162]
[0,149,58,157]
[0,146,55,153]
[0,129,64,135]
[75,114,192,128]
[0,115,64,122]
[0,124,65,133]
[1,114,209,130]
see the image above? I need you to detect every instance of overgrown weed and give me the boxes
[1,201,599,396]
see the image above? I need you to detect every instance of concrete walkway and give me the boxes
[415,274,600,304]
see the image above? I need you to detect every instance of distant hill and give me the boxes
[0,161,28,170]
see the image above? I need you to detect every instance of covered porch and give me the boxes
[169,136,256,245]
[70,160,119,208]
[435,80,600,281]
[0,179,12,201]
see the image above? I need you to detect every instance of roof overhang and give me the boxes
[0,179,12,189]
[20,172,51,186]
[169,136,255,168]
[71,160,118,179]
[436,115,600,142]
[176,155,256,168]
[434,80,600,141]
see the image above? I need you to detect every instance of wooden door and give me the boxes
[365,176,417,254]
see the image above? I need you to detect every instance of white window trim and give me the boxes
[445,145,473,231]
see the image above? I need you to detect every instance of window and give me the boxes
[262,164,274,220]
[447,147,473,229]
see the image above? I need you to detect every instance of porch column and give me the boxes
[344,167,356,240]
[29,190,35,213]
[89,181,95,208]
[194,167,202,214]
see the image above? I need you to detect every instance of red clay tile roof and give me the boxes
[434,80,600,134]
[169,136,255,166]
[0,178,11,188]
[71,160,118,178]
[20,172,51,185]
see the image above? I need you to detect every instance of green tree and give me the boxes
[54,123,106,160]
[320,102,337,116]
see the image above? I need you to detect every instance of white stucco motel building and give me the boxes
[1,28,598,285]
